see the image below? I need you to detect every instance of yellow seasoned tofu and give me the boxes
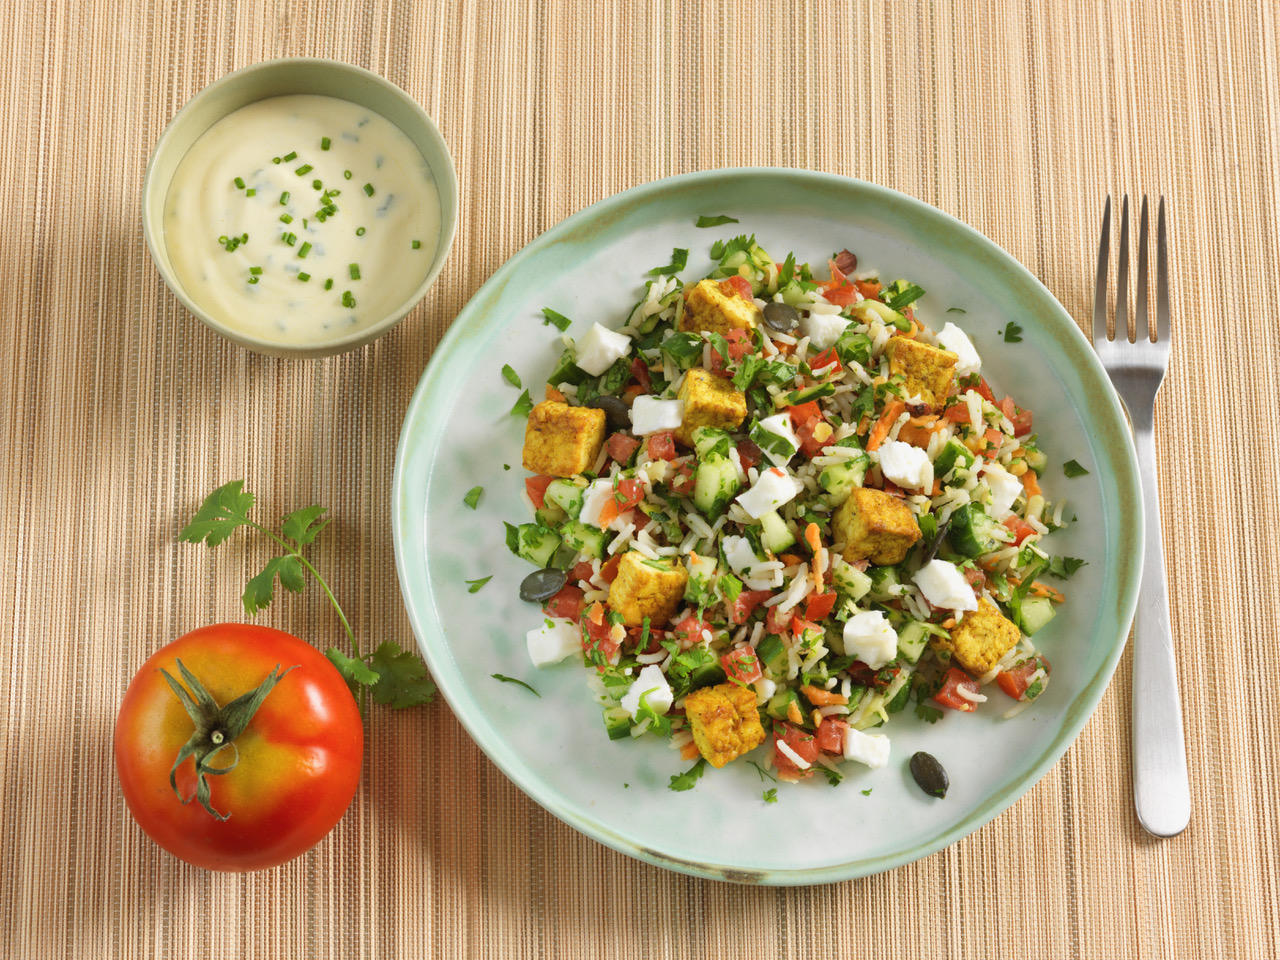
[937,596,1021,676]
[834,487,922,565]
[521,400,606,478]
[607,551,689,627]
[679,278,761,338]
[675,368,748,446]
[684,682,766,768]
[885,336,958,406]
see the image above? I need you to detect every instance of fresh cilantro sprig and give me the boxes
[668,758,707,792]
[178,481,436,711]
[696,214,739,228]
[1002,321,1024,343]
[1063,459,1090,477]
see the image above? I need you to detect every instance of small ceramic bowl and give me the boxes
[142,58,458,358]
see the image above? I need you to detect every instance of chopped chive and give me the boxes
[355,226,366,236]
[245,188,256,197]
[362,183,375,197]
[281,232,297,246]
[298,242,312,258]
[411,239,421,249]
[272,156,282,164]
[247,277,259,284]
[343,169,353,180]
[348,263,361,280]
[341,291,356,308]
[233,176,245,189]
[312,178,323,190]
[297,272,311,282]
[249,266,263,276]
[320,136,331,150]
[302,218,308,229]
[241,233,248,242]
[324,278,334,291]
[279,213,293,224]
[282,151,297,162]
[279,191,290,206]
[296,164,313,176]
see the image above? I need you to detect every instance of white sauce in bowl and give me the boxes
[163,94,440,346]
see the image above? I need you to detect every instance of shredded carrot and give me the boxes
[855,414,871,436]
[597,498,620,529]
[932,479,943,496]
[778,553,804,567]
[1029,582,1065,603]
[800,684,848,706]
[587,602,605,626]
[804,522,823,591]
[680,741,702,761]
[786,699,804,725]
[545,385,566,402]
[867,400,907,451]
[1022,470,1042,497]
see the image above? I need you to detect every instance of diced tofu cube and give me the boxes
[675,368,747,446]
[833,487,921,565]
[620,664,674,719]
[679,278,761,338]
[526,618,582,667]
[521,400,607,478]
[606,551,689,626]
[885,336,959,406]
[683,682,767,768]
[937,596,1022,676]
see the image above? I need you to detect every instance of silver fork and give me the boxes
[1093,195,1189,838]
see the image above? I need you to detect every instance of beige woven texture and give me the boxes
[2,0,1278,956]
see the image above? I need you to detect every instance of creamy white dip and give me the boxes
[163,94,440,346]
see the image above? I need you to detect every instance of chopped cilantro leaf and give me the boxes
[1048,556,1087,579]
[763,788,778,803]
[1003,321,1024,343]
[668,758,707,792]
[490,673,540,697]
[1063,459,1090,477]
[915,702,944,724]
[541,307,572,331]
[861,788,873,796]
[821,765,844,787]
[648,247,689,277]
[696,214,739,228]
[501,364,522,388]
[510,389,534,417]
[465,575,492,593]
[463,486,483,509]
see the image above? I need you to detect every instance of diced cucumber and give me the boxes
[851,298,911,332]
[686,659,726,691]
[1013,596,1057,636]
[1024,446,1048,474]
[545,479,584,518]
[559,519,607,559]
[602,705,631,740]
[766,689,800,722]
[777,381,835,407]
[866,564,902,602]
[759,510,796,554]
[684,551,718,605]
[948,502,1008,558]
[516,523,562,567]
[885,676,913,713]
[897,621,929,663]
[547,347,586,386]
[933,437,976,479]
[818,456,869,505]
[692,426,732,460]
[693,456,741,518]
[829,556,872,603]
[535,502,567,528]
[756,634,788,676]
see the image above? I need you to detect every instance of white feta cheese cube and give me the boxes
[936,321,982,377]
[843,727,891,769]
[799,311,852,351]
[912,559,978,612]
[841,610,898,669]
[982,462,1022,520]
[755,413,801,467]
[577,478,615,528]
[876,439,933,491]
[575,322,632,376]
[735,467,804,519]
[629,396,684,435]
[620,664,673,719]
[721,535,759,573]
[526,617,581,667]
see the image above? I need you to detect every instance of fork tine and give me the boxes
[1116,195,1131,342]
[1134,196,1150,341]
[1093,195,1111,345]
[1156,196,1170,342]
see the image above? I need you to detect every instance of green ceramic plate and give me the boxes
[392,170,1140,885]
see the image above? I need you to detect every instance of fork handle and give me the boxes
[1131,426,1191,837]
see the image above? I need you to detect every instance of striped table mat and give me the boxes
[2,1,1276,957]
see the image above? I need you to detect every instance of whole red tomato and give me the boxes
[114,623,363,871]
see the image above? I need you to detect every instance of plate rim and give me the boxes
[392,168,1142,885]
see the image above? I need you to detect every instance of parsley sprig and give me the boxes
[178,481,436,711]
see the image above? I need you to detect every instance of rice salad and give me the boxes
[506,235,1079,789]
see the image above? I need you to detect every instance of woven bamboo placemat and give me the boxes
[2,0,1277,957]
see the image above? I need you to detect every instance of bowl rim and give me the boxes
[141,56,459,358]
[391,168,1143,884]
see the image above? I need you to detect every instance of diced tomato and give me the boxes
[599,553,622,584]
[999,396,1017,420]
[802,591,837,622]
[996,655,1051,701]
[525,475,554,510]
[809,348,843,377]
[1011,407,1033,436]
[720,275,754,301]
[933,667,981,712]
[854,279,882,299]
[622,384,645,403]
[944,403,972,423]
[671,615,712,647]
[787,400,822,430]
[581,614,619,664]
[596,477,645,528]
[605,432,640,463]
[721,647,764,685]
[765,604,793,636]
[668,459,696,496]
[569,561,595,583]
[823,282,860,306]
[1002,515,1036,546]
[728,589,772,625]
[772,724,821,780]
[795,415,830,458]
[632,512,650,532]
[647,431,677,461]
[726,327,754,361]
[736,438,762,471]
[630,357,652,392]
[962,566,987,590]
[628,624,665,655]
[816,718,848,755]
[982,428,1004,457]
[973,377,997,403]
[790,617,822,641]
[542,585,585,621]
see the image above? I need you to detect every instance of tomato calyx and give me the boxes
[159,659,298,821]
